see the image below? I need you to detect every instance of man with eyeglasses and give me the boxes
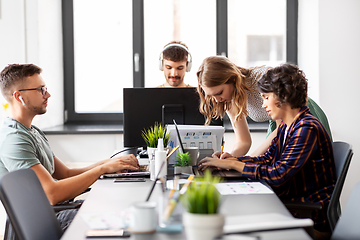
[0,64,140,236]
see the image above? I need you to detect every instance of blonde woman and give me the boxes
[196,56,332,157]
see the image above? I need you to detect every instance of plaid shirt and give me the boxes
[240,106,336,230]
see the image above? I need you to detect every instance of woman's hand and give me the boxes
[212,151,234,159]
[198,157,239,171]
[212,151,221,158]
[198,156,245,173]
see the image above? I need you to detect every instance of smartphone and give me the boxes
[114,177,145,183]
[86,229,130,238]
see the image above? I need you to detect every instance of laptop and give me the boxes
[100,165,150,178]
[193,148,246,179]
[192,148,245,179]
[193,166,245,179]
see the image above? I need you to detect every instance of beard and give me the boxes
[25,102,47,115]
[166,75,183,87]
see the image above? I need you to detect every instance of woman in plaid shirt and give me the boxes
[198,63,336,231]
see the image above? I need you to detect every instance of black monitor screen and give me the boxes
[123,87,223,148]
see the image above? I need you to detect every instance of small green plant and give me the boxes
[180,170,222,214]
[173,152,191,167]
[141,122,171,148]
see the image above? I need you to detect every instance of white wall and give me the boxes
[46,134,124,166]
[0,0,63,128]
[0,0,26,66]
[298,0,360,207]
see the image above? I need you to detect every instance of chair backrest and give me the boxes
[327,141,353,231]
[331,181,360,240]
[0,169,63,240]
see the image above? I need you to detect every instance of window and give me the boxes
[73,0,132,113]
[247,35,283,65]
[228,0,287,67]
[62,0,297,124]
[144,0,216,87]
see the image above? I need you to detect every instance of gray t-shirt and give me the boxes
[0,118,55,178]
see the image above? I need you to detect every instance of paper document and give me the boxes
[166,179,191,190]
[215,182,273,195]
[224,213,313,233]
[80,212,125,230]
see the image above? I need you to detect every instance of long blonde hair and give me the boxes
[196,56,255,125]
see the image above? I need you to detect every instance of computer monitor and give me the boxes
[123,87,223,148]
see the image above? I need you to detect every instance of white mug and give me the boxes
[129,201,157,233]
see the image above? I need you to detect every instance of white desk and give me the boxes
[60,179,312,240]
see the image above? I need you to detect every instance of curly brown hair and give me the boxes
[257,63,308,109]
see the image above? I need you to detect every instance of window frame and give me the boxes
[62,0,297,124]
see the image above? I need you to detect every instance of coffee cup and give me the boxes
[128,201,157,233]
[183,147,200,166]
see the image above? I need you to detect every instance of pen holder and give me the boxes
[158,190,183,228]
[174,166,193,175]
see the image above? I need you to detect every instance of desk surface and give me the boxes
[60,179,312,240]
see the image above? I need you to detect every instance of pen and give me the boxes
[168,176,179,200]
[145,161,165,201]
[167,145,179,160]
[220,140,225,156]
[179,174,194,194]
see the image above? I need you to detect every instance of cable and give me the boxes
[110,146,141,158]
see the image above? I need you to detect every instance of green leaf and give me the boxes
[173,152,191,167]
[180,169,222,214]
[141,122,172,148]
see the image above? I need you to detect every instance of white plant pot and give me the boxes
[147,147,157,180]
[183,212,225,240]
[147,146,170,160]
[174,166,193,175]
[147,147,157,161]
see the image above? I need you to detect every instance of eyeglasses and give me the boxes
[18,86,48,96]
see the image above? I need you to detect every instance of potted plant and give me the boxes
[173,152,192,174]
[141,122,170,148]
[180,170,224,240]
[141,122,171,160]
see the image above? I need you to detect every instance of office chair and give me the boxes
[3,182,88,240]
[327,141,353,231]
[331,181,360,240]
[0,169,63,240]
[282,141,353,231]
